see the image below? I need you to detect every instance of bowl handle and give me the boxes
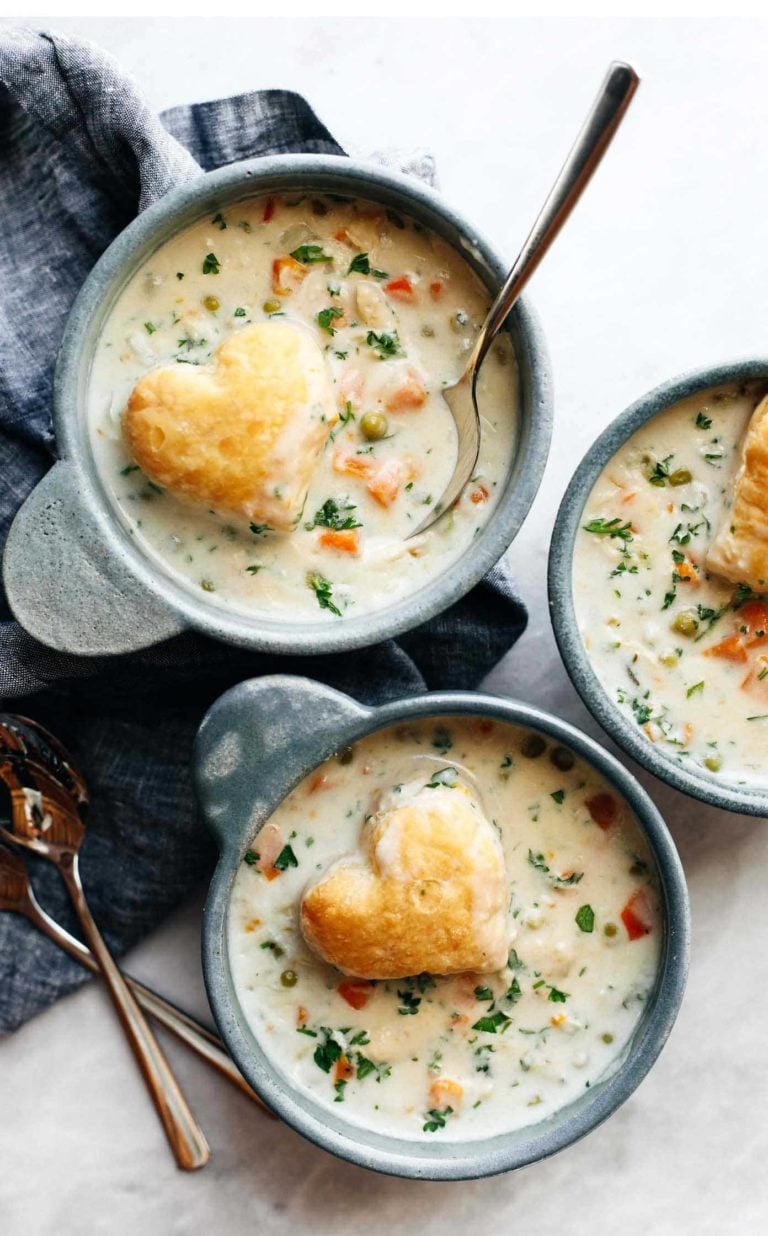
[3,461,185,655]
[195,675,373,853]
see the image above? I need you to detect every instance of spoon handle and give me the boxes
[23,894,272,1113]
[58,853,210,1170]
[469,61,639,375]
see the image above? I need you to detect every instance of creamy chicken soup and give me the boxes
[87,195,517,621]
[228,717,661,1141]
[574,381,768,789]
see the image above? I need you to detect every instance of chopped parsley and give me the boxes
[366,330,403,359]
[144,321,156,335]
[582,517,633,542]
[307,573,342,617]
[290,244,333,264]
[575,904,595,933]
[306,497,361,531]
[348,252,388,278]
[273,844,298,870]
[202,252,220,274]
[423,1106,454,1133]
[695,411,712,429]
[528,850,550,874]
[212,212,227,229]
[317,306,344,335]
[249,523,272,537]
[472,1010,511,1034]
[313,1028,343,1073]
[548,986,569,1003]
[686,680,705,698]
[243,849,259,866]
[234,307,246,317]
[551,789,565,804]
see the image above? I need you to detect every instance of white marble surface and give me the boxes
[3,16,768,1235]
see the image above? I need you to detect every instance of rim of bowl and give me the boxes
[200,685,690,1180]
[549,356,768,816]
[54,153,553,655]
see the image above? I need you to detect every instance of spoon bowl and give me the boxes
[0,714,210,1170]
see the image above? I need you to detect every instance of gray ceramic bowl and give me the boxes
[195,674,689,1180]
[549,358,768,816]
[3,154,552,658]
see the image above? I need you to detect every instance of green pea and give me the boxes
[672,609,699,637]
[705,753,722,773]
[360,411,389,441]
[603,923,618,938]
[521,734,546,759]
[280,969,298,988]
[263,299,282,314]
[669,469,692,487]
[203,294,220,312]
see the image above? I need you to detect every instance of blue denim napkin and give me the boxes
[0,28,527,1033]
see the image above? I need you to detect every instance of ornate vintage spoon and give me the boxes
[0,842,273,1116]
[412,61,639,536]
[0,715,210,1170]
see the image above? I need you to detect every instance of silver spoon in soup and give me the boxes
[412,61,639,536]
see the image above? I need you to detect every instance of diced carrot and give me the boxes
[333,449,373,481]
[550,1014,567,1027]
[339,368,364,409]
[621,889,653,940]
[297,1005,308,1027]
[621,490,638,504]
[586,792,618,830]
[385,370,427,411]
[337,980,372,1011]
[309,772,330,793]
[470,483,490,505]
[675,558,699,584]
[704,633,748,663]
[335,1055,355,1083]
[333,449,416,508]
[243,917,261,933]
[384,275,416,303]
[318,528,360,554]
[429,1078,463,1108]
[263,867,281,881]
[429,280,443,299]
[367,458,409,507]
[739,600,768,647]
[262,197,275,223]
[272,255,307,296]
[742,655,768,698]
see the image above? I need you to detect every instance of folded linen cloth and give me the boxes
[0,28,527,1034]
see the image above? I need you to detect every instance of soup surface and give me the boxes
[228,716,661,1141]
[574,381,768,789]
[87,194,518,621]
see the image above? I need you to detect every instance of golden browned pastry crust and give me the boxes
[707,393,768,592]
[123,320,336,532]
[300,779,508,979]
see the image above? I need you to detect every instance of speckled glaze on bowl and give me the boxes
[195,674,689,1181]
[2,154,552,658]
[549,357,768,817]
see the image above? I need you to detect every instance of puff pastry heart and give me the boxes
[707,393,768,593]
[123,320,336,532]
[300,777,509,979]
